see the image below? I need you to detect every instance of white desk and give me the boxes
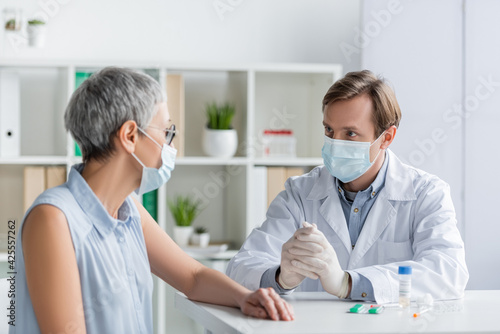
[175,290,500,334]
[186,250,238,273]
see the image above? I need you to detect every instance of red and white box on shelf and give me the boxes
[262,129,297,158]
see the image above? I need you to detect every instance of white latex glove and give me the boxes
[289,222,350,298]
[278,223,320,289]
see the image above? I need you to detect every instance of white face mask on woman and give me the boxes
[321,131,385,183]
[132,128,177,195]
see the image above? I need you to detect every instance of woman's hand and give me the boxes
[238,287,294,321]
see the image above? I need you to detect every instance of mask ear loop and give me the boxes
[131,152,146,168]
[369,131,387,163]
[132,127,162,168]
[137,127,163,150]
[370,130,387,147]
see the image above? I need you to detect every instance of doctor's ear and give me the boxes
[117,120,140,154]
[380,125,397,149]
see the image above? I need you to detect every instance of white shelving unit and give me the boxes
[0,60,342,334]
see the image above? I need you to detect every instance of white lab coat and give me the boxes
[227,150,469,304]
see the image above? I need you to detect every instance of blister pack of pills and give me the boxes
[348,304,385,314]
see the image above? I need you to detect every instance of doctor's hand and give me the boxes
[278,223,320,289]
[289,222,350,298]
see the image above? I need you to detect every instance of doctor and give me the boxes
[227,70,469,303]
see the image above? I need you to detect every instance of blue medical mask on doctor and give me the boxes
[132,127,177,195]
[321,132,385,183]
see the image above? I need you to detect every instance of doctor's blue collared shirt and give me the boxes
[10,164,153,334]
[337,151,389,301]
[260,152,389,302]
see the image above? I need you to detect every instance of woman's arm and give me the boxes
[135,198,293,321]
[23,204,87,333]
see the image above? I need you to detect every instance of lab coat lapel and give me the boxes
[348,193,395,268]
[348,150,417,268]
[319,194,352,255]
[308,168,352,255]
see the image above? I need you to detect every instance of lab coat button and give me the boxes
[361,292,367,298]
[127,268,134,276]
[354,208,359,213]
[119,237,125,243]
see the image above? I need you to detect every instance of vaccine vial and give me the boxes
[398,266,412,308]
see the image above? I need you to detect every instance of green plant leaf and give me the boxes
[28,19,46,25]
[194,226,207,234]
[167,195,201,226]
[205,102,235,130]
[206,102,219,129]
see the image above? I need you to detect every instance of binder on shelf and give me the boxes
[74,142,82,157]
[285,167,304,181]
[166,74,185,157]
[23,167,46,213]
[0,70,20,157]
[142,190,158,222]
[267,167,286,208]
[45,166,67,189]
[23,166,67,213]
[251,166,268,230]
[266,167,305,208]
[74,71,92,157]
[75,71,92,89]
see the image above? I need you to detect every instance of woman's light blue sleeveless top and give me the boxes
[10,164,153,334]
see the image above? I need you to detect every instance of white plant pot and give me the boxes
[27,24,46,48]
[173,226,193,247]
[202,127,238,158]
[190,233,210,248]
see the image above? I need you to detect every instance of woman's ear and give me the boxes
[118,120,139,154]
[381,125,397,149]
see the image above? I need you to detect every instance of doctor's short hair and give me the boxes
[64,67,166,163]
[322,70,402,137]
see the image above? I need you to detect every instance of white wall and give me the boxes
[361,0,500,290]
[464,0,500,290]
[0,0,361,72]
[362,0,464,227]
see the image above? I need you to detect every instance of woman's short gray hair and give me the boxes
[64,67,165,163]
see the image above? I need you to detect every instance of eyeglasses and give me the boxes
[147,124,177,145]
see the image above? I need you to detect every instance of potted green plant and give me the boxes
[3,8,22,31]
[4,19,20,31]
[202,102,238,158]
[27,19,46,48]
[168,195,201,247]
[190,227,210,248]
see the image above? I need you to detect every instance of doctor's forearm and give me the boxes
[261,265,290,292]
[346,271,375,301]
[347,273,352,297]
[270,266,296,293]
